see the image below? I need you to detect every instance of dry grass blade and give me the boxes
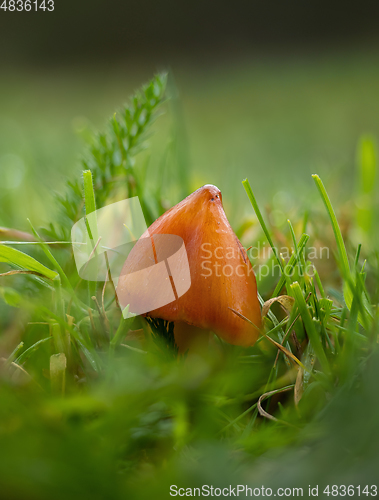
[120,344,147,354]
[262,295,294,318]
[0,227,36,242]
[257,385,295,427]
[0,357,32,384]
[0,270,53,279]
[85,236,102,263]
[265,334,305,369]
[104,250,120,310]
[101,269,108,313]
[294,367,304,407]
[229,307,304,368]
[228,307,260,330]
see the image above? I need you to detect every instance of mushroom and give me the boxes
[117,185,261,349]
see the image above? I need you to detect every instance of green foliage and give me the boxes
[0,244,58,280]
[356,136,377,236]
[45,73,167,241]
[146,317,178,360]
[312,174,350,278]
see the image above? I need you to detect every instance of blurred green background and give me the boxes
[2,50,379,231]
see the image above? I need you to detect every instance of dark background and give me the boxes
[1,0,379,66]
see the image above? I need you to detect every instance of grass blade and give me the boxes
[83,169,99,300]
[272,234,309,297]
[242,178,283,272]
[50,353,67,394]
[0,245,58,280]
[312,174,350,278]
[291,281,331,377]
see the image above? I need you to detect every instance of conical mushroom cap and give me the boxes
[117,185,261,346]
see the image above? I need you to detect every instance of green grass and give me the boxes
[0,66,379,499]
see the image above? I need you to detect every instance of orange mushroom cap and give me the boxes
[117,185,261,347]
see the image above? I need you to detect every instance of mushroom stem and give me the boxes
[174,322,211,355]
